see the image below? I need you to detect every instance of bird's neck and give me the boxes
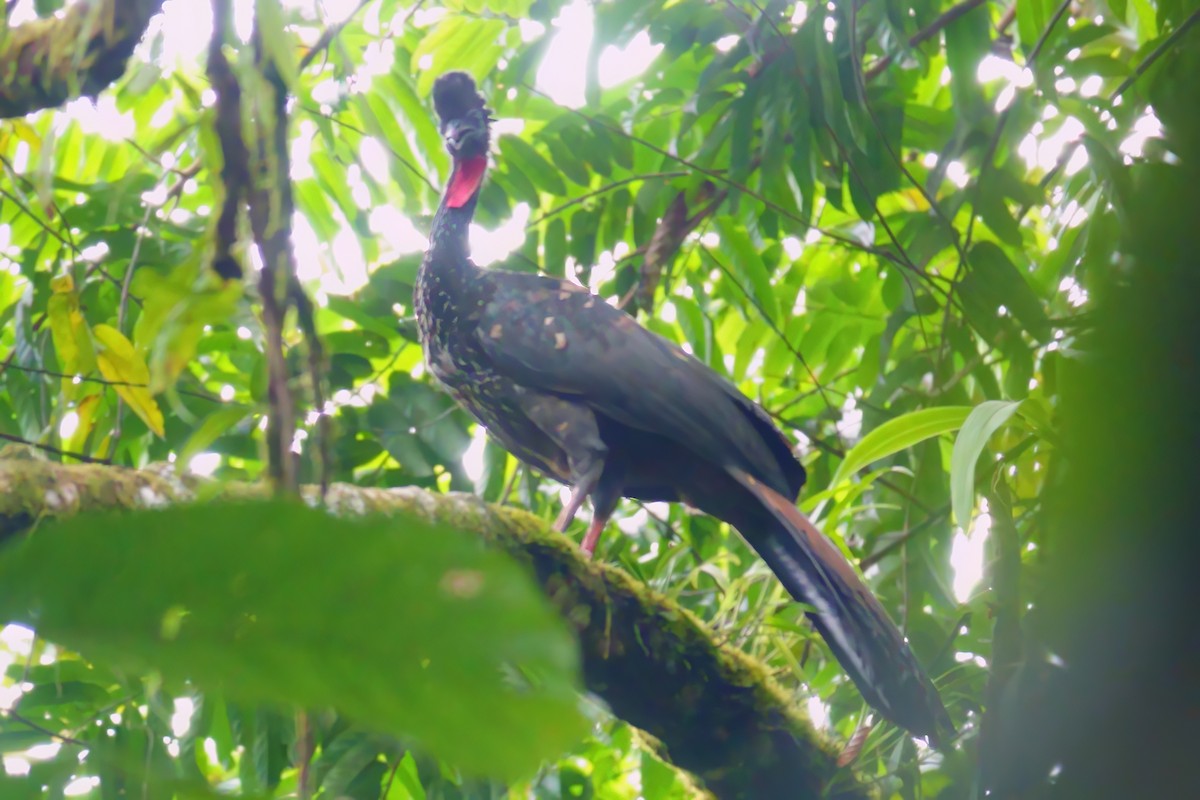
[427,155,487,270]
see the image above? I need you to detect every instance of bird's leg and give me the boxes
[580,517,606,556]
[514,391,608,546]
[554,463,600,532]
[579,484,622,558]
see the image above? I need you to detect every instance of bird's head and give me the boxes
[433,71,492,161]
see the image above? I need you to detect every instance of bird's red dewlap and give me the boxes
[447,157,487,208]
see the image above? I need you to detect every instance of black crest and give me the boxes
[433,72,488,125]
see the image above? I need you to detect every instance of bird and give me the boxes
[414,71,954,746]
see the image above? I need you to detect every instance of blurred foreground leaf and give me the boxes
[0,502,585,779]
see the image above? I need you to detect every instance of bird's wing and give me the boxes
[474,272,804,496]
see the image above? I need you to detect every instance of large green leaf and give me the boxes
[950,400,1024,527]
[832,406,973,488]
[499,135,566,196]
[0,502,585,779]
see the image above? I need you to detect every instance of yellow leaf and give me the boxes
[46,277,97,399]
[8,119,42,149]
[93,324,165,437]
[0,120,41,157]
[67,393,103,455]
[900,187,931,211]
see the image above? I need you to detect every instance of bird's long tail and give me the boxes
[725,466,954,746]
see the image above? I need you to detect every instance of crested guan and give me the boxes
[414,72,954,746]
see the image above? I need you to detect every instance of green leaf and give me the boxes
[591,115,633,170]
[975,191,1022,247]
[569,208,598,270]
[546,134,591,187]
[600,186,630,254]
[413,18,507,96]
[385,752,427,800]
[34,0,66,17]
[0,502,585,779]
[943,1,992,119]
[950,401,1024,526]
[543,217,567,278]
[832,406,973,488]
[1016,0,1051,57]
[14,680,110,710]
[177,405,253,466]
[712,219,778,322]
[315,731,392,799]
[966,242,1049,340]
[499,135,566,196]
[326,296,402,339]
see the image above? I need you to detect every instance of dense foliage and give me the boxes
[0,0,1195,797]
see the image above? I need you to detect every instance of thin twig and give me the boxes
[1111,8,1200,100]
[2,710,90,748]
[864,0,991,81]
[290,282,331,498]
[497,456,520,506]
[934,0,1071,374]
[104,203,158,461]
[298,105,437,192]
[380,758,404,799]
[1,363,220,402]
[527,172,688,228]
[700,247,835,412]
[297,0,372,71]
[846,0,968,290]
[0,431,110,464]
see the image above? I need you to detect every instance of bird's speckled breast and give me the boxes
[415,262,571,482]
[415,259,487,390]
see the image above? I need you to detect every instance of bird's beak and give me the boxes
[443,118,483,155]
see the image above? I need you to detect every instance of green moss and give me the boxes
[0,0,166,119]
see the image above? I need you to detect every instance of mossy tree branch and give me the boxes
[0,0,165,119]
[0,449,870,800]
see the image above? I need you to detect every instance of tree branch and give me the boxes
[0,452,871,800]
[0,0,165,119]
